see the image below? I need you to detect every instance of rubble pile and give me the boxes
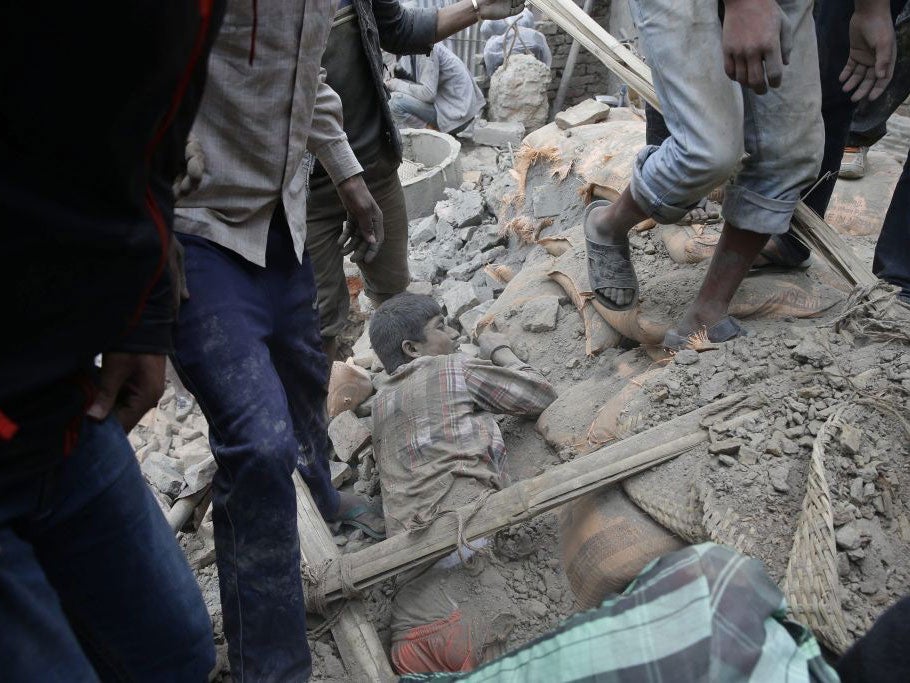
[129,98,910,680]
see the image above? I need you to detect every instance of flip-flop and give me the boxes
[335,504,386,540]
[584,199,639,312]
[662,316,746,351]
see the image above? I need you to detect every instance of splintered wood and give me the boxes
[529,0,876,288]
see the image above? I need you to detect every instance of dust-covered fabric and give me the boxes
[401,543,840,683]
[372,353,556,536]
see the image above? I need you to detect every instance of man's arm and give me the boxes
[841,0,897,101]
[307,70,384,263]
[371,0,523,55]
[462,331,558,418]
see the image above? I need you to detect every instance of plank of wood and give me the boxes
[314,395,760,603]
[530,0,873,288]
[294,473,395,682]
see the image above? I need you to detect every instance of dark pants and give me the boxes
[173,208,339,682]
[0,415,214,682]
[837,596,910,682]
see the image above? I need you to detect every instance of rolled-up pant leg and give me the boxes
[724,0,823,235]
[173,218,326,682]
[627,0,745,224]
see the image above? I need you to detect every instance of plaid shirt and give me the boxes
[403,543,840,683]
[372,353,557,537]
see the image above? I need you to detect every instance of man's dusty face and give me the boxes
[412,315,459,357]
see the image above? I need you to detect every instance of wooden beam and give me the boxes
[294,472,396,682]
[529,0,874,288]
[313,395,759,603]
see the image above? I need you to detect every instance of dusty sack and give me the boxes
[660,224,720,265]
[559,486,685,609]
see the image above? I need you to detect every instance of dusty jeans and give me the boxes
[307,149,410,339]
[628,0,823,235]
[173,208,339,682]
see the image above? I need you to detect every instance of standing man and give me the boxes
[584,0,895,348]
[1,0,223,679]
[172,2,384,680]
[308,0,524,360]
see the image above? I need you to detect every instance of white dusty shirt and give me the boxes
[175,0,362,266]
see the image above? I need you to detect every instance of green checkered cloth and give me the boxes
[401,543,839,683]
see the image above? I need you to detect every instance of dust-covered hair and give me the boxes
[369,293,442,373]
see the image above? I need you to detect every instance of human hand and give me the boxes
[173,135,205,199]
[477,0,524,21]
[87,353,167,433]
[721,0,792,95]
[478,330,511,361]
[336,174,384,264]
[841,3,896,101]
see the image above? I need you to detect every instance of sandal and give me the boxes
[334,500,386,540]
[662,316,747,351]
[585,200,639,311]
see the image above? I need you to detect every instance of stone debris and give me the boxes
[123,99,910,680]
[141,452,185,501]
[555,99,611,130]
[521,295,560,333]
[473,119,525,147]
[327,410,372,464]
[442,281,480,320]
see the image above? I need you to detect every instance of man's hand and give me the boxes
[841,2,896,102]
[478,330,511,361]
[336,174,384,264]
[722,0,792,95]
[87,353,167,433]
[477,0,524,21]
[173,135,205,199]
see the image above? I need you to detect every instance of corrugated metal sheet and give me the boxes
[413,0,485,76]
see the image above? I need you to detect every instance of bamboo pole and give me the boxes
[312,394,760,604]
[529,0,875,288]
[294,473,395,682]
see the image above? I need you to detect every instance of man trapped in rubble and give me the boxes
[368,293,558,674]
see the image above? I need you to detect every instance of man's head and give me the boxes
[369,293,459,373]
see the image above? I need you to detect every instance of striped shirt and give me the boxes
[372,353,557,537]
[403,543,840,682]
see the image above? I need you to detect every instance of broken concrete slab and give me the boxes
[521,295,560,332]
[472,119,525,147]
[839,422,863,455]
[141,452,185,501]
[532,184,564,219]
[555,99,611,130]
[410,216,437,246]
[442,281,480,320]
[330,460,353,488]
[328,410,372,464]
[447,189,486,229]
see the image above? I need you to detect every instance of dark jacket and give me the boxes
[351,0,438,162]
[0,0,224,482]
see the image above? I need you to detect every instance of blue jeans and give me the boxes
[629,0,823,234]
[0,416,214,682]
[389,91,439,129]
[173,207,339,682]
